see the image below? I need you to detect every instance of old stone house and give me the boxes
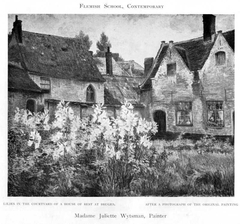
[140,15,234,138]
[8,16,106,122]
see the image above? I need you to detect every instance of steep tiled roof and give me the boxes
[9,31,105,82]
[223,30,234,51]
[175,37,214,71]
[104,76,140,105]
[140,30,234,90]
[8,65,42,92]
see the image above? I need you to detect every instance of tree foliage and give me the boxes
[75,30,92,50]
[96,32,112,52]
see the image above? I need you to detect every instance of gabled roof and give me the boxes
[9,31,105,82]
[140,44,168,89]
[8,65,42,92]
[140,30,234,90]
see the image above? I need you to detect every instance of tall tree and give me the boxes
[96,32,112,52]
[75,30,92,50]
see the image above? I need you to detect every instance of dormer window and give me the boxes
[86,85,95,103]
[40,77,51,91]
[167,63,176,76]
[215,51,226,65]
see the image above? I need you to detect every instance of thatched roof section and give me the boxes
[140,30,234,90]
[9,31,105,82]
[8,65,42,92]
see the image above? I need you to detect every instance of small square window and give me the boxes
[167,63,176,76]
[176,102,193,126]
[40,77,51,91]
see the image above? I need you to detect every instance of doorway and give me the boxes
[153,110,166,134]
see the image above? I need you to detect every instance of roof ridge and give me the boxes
[175,29,234,45]
[22,30,78,40]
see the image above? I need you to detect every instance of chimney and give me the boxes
[105,47,113,75]
[203,14,216,42]
[12,15,23,43]
[144,57,154,75]
[169,40,174,48]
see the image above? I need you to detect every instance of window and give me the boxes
[40,77,51,90]
[215,51,226,65]
[176,102,193,126]
[207,101,224,128]
[86,85,95,102]
[167,63,176,76]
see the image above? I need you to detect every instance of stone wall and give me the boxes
[141,35,234,136]
[29,74,105,104]
[8,91,43,126]
[200,33,234,136]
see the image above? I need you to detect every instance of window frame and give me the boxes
[207,101,224,128]
[40,77,51,91]
[175,101,193,127]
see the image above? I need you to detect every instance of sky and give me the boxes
[8,14,234,66]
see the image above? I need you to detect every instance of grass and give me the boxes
[149,138,234,196]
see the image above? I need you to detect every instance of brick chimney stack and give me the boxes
[105,46,113,75]
[203,14,216,42]
[12,15,23,43]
